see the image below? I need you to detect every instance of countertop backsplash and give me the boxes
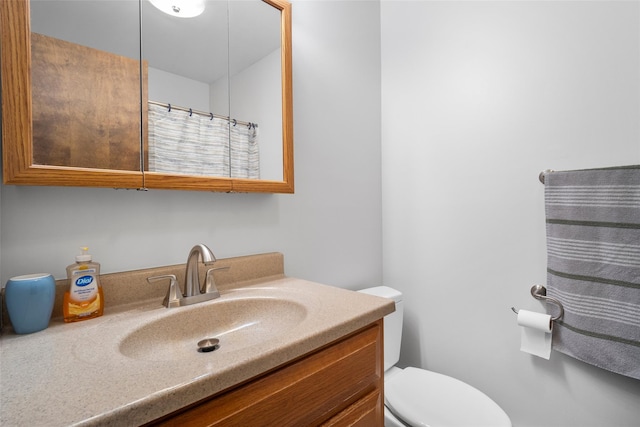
[1,252,285,329]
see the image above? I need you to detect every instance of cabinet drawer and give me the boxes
[321,389,382,427]
[153,320,383,427]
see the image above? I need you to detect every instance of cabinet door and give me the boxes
[1,0,144,188]
[150,321,384,427]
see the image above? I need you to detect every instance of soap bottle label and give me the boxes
[69,268,98,302]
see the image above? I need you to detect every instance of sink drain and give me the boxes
[197,338,220,353]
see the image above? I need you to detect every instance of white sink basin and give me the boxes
[119,296,307,362]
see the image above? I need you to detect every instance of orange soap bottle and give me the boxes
[63,247,104,323]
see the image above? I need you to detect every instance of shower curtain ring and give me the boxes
[210,113,214,120]
[233,119,237,127]
[189,108,193,117]
[167,103,171,112]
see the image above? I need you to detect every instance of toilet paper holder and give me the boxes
[511,285,564,322]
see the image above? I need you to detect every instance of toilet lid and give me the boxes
[385,367,511,427]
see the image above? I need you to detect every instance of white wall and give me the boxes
[148,67,211,111]
[382,1,640,426]
[0,1,383,293]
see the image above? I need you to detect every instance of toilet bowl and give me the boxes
[359,286,511,427]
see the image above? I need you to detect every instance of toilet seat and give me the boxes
[385,367,511,427]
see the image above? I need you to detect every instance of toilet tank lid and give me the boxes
[358,286,403,303]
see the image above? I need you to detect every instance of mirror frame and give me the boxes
[1,0,293,193]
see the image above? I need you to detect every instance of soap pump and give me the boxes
[63,247,104,322]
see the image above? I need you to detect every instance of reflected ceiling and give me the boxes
[30,0,280,84]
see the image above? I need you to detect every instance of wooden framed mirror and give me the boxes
[1,0,293,193]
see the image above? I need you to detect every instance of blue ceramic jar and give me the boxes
[5,273,56,334]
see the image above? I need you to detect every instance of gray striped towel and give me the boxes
[545,165,640,379]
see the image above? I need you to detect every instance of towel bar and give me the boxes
[539,169,554,184]
[511,285,564,322]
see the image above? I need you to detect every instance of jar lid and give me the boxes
[9,273,52,281]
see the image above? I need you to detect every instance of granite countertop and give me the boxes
[0,270,394,426]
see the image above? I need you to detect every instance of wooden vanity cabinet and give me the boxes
[150,320,384,427]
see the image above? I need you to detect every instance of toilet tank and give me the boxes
[358,286,403,371]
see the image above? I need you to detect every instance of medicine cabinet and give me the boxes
[1,0,293,193]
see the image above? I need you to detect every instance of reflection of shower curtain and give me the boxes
[231,124,260,179]
[148,102,259,178]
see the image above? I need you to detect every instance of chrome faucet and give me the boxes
[184,243,216,297]
[148,243,229,308]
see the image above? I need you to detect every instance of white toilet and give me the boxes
[359,286,511,427]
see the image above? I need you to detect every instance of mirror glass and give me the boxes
[228,0,282,181]
[142,0,231,177]
[30,0,143,172]
[28,0,285,181]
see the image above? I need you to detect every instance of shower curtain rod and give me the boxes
[148,100,257,128]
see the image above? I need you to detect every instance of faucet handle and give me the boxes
[203,266,230,297]
[147,274,182,308]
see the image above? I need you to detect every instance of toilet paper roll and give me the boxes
[517,309,552,359]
